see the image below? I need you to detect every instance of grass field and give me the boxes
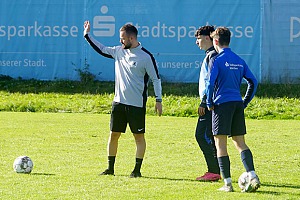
[1,112,299,199]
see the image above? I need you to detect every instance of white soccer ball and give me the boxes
[238,172,249,190]
[13,156,33,174]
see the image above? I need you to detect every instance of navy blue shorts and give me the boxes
[110,102,146,134]
[212,101,246,136]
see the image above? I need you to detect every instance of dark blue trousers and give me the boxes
[195,108,220,174]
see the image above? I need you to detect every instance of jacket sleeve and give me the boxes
[84,33,115,59]
[243,64,258,108]
[206,57,218,108]
[201,51,218,107]
[143,49,162,101]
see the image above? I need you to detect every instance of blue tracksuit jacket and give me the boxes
[206,48,258,108]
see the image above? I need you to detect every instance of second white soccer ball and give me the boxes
[238,172,249,190]
[13,156,34,174]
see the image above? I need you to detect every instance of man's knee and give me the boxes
[109,132,121,141]
[133,134,145,143]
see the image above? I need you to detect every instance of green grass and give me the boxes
[1,112,300,199]
[0,92,299,119]
[0,80,300,119]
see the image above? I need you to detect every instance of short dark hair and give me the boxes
[120,24,138,38]
[210,27,231,46]
[194,25,215,41]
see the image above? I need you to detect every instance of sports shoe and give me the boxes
[130,171,142,178]
[218,183,234,192]
[242,176,261,192]
[99,169,114,176]
[196,172,221,182]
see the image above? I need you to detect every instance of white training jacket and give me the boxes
[84,32,162,108]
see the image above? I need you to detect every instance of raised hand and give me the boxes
[84,20,90,34]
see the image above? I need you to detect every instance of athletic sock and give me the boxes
[224,177,232,185]
[108,156,116,172]
[248,170,257,180]
[217,156,231,179]
[241,149,255,172]
[133,158,143,172]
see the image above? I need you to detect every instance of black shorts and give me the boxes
[212,101,246,136]
[110,102,146,134]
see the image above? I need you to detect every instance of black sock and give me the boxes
[217,156,231,179]
[108,156,116,172]
[241,149,255,172]
[133,158,143,172]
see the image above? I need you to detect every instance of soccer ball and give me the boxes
[13,156,33,174]
[238,172,249,190]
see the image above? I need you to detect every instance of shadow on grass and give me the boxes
[117,174,203,182]
[262,182,300,189]
[254,183,300,197]
[141,176,198,182]
[30,172,56,176]
[103,175,300,197]
[112,175,300,190]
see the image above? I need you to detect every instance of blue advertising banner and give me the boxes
[0,0,84,80]
[83,0,260,82]
[261,0,300,83]
[2,0,299,83]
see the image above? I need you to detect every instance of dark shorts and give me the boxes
[212,101,246,136]
[110,101,146,134]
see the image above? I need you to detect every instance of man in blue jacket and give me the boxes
[206,27,260,192]
[194,25,220,182]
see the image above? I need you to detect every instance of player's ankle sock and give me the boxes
[248,170,257,179]
[224,177,232,185]
[241,149,255,172]
[217,156,231,179]
[133,158,143,172]
[108,156,116,172]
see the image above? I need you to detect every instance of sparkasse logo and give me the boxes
[93,5,115,37]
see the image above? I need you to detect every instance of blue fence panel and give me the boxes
[261,0,300,83]
[3,1,298,83]
[0,0,85,80]
[84,0,261,82]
